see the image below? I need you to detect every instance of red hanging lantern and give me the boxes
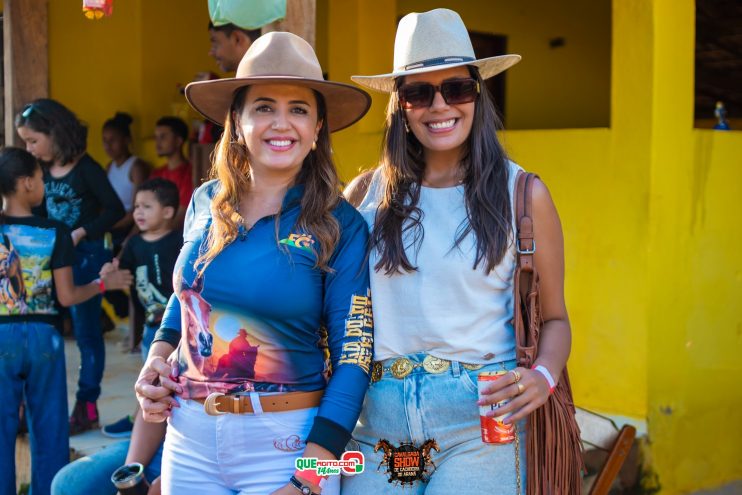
[82,0,113,20]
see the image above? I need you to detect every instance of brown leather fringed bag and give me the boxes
[513,172,584,495]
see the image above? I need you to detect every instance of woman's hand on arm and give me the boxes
[134,341,181,422]
[342,170,374,208]
[478,178,570,424]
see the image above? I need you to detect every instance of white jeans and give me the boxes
[161,396,341,495]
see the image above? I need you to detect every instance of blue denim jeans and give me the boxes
[342,353,526,494]
[51,439,163,495]
[140,324,158,363]
[70,239,111,402]
[0,322,69,495]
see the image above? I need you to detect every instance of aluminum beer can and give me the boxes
[478,370,515,444]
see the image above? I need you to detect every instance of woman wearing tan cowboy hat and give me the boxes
[133,31,374,495]
[343,8,573,494]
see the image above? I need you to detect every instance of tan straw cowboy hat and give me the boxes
[352,8,521,93]
[186,31,371,132]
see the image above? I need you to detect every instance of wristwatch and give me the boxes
[289,475,320,495]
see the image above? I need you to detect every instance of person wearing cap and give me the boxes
[133,32,373,495]
[207,0,286,72]
[343,8,572,493]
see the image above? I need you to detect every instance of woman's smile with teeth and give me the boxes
[427,118,456,130]
[267,139,294,147]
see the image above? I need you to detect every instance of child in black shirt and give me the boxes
[0,148,132,495]
[101,178,181,438]
[16,99,126,434]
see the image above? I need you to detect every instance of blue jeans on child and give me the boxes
[0,322,69,495]
[51,439,163,495]
[342,353,526,494]
[70,238,111,402]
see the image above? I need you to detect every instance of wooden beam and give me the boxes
[4,0,49,146]
[262,0,316,48]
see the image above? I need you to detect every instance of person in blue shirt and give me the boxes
[134,32,373,495]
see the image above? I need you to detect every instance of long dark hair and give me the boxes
[15,98,87,165]
[0,147,41,196]
[195,86,340,275]
[371,66,512,275]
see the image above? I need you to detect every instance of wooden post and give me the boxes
[3,0,49,146]
[262,0,316,48]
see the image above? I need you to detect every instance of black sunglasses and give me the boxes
[398,78,480,109]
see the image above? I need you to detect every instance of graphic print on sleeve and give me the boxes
[0,225,59,315]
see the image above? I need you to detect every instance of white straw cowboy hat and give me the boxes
[352,8,521,93]
[186,31,371,132]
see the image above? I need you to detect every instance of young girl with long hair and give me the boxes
[16,99,126,434]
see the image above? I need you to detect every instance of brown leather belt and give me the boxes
[194,390,324,416]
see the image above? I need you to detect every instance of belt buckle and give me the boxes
[422,355,451,374]
[390,358,414,379]
[204,392,227,416]
[371,362,383,383]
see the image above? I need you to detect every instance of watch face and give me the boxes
[301,487,311,495]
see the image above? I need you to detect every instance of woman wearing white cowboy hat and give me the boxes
[343,8,572,494]
[134,31,374,495]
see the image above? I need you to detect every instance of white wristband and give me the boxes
[533,365,556,393]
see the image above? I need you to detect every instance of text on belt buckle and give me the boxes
[422,355,451,374]
[204,392,227,416]
[390,358,414,378]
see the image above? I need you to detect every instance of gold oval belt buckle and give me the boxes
[422,355,451,374]
[390,358,414,379]
[204,392,227,416]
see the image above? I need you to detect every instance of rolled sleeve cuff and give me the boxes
[152,327,180,349]
[306,416,352,459]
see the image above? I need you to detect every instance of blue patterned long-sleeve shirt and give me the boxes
[153,180,373,457]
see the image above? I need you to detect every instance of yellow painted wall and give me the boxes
[49,0,221,170]
[644,0,742,492]
[503,128,649,419]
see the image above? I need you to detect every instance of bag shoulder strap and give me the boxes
[513,171,540,367]
[514,170,538,272]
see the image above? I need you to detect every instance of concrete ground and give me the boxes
[64,327,142,456]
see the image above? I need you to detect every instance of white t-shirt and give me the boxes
[358,160,523,363]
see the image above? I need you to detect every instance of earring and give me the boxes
[311,141,317,151]
[404,120,410,133]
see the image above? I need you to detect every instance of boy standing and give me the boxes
[102,178,181,437]
[152,117,194,227]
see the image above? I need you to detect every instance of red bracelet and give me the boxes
[97,278,105,293]
[294,468,327,488]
